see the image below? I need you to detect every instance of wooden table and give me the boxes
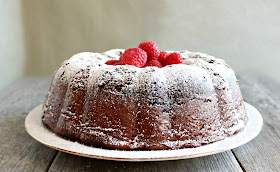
[0,74,279,172]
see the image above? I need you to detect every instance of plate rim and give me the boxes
[25,102,263,161]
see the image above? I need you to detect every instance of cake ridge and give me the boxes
[186,56,247,135]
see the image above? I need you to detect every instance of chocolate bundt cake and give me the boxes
[42,49,247,150]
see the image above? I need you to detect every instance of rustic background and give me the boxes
[1,0,279,89]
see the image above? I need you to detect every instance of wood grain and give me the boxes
[237,74,280,100]
[0,77,58,171]
[231,74,280,171]
[0,76,51,117]
[48,151,242,172]
[0,115,58,171]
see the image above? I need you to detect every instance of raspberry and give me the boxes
[138,41,160,61]
[119,48,147,67]
[105,60,119,65]
[144,60,163,68]
[163,52,183,66]
[158,51,169,64]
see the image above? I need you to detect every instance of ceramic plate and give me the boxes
[25,102,262,161]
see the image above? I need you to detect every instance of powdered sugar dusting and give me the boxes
[42,49,247,150]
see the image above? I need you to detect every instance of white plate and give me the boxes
[25,102,262,161]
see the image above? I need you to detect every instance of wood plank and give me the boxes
[239,73,280,102]
[231,75,280,171]
[0,76,52,117]
[239,75,280,136]
[0,115,58,171]
[0,77,58,171]
[49,151,242,172]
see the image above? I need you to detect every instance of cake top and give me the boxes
[65,41,229,71]
[53,41,234,106]
[55,48,233,102]
[66,48,228,71]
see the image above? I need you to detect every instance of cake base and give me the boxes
[25,102,262,162]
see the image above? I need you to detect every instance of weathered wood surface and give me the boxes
[48,151,242,172]
[0,77,58,172]
[232,74,280,172]
[0,75,279,171]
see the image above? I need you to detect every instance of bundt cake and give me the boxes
[42,49,247,150]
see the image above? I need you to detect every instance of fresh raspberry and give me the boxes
[119,48,147,67]
[163,52,183,66]
[138,41,160,61]
[105,60,119,65]
[144,60,163,68]
[158,51,169,64]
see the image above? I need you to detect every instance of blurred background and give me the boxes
[1,0,279,90]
